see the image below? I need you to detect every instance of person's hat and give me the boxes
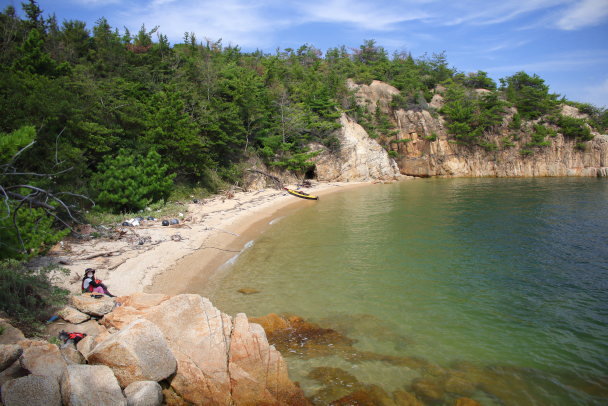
[85,268,95,274]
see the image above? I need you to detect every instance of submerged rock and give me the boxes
[237,287,260,295]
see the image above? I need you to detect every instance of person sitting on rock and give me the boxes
[81,268,116,297]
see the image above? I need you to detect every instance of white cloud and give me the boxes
[116,0,289,48]
[295,0,428,31]
[556,0,608,30]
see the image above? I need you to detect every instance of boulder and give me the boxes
[60,345,85,365]
[57,306,90,324]
[141,295,233,405]
[70,294,115,317]
[123,381,163,406]
[1,375,61,406]
[411,377,445,403]
[116,293,169,310]
[0,320,25,345]
[100,305,144,330]
[87,319,176,388]
[60,364,126,406]
[229,313,309,405]
[0,345,22,372]
[19,341,67,383]
[0,361,28,388]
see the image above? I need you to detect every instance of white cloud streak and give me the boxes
[556,0,608,30]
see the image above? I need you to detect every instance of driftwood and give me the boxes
[246,169,283,189]
[80,249,124,260]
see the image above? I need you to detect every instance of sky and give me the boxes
[3,0,608,107]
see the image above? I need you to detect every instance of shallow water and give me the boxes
[201,178,608,405]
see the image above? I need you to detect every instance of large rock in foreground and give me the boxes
[0,344,22,371]
[101,293,309,405]
[19,340,67,383]
[1,375,61,406]
[61,364,126,406]
[87,319,176,388]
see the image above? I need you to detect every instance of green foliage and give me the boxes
[501,71,558,119]
[525,124,552,148]
[0,126,35,162]
[509,113,522,130]
[423,133,437,141]
[92,149,175,213]
[440,84,505,145]
[0,204,69,260]
[0,259,68,333]
[502,137,516,148]
[462,71,496,90]
[557,115,593,141]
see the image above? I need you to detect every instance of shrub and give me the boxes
[557,115,593,141]
[0,259,68,334]
[0,204,69,260]
[92,149,175,213]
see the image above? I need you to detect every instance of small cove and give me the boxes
[199,178,608,405]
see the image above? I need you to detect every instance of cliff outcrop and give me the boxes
[0,293,309,406]
[348,80,608,178]
[311,114,401,181]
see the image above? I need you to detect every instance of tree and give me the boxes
[500,71,558,119]
[1,126,89,259]
[92,149,175,213]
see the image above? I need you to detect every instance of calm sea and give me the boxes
[202,178,608,405]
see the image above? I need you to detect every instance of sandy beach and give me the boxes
[52,181,376,297]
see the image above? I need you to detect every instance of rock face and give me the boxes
[349,80,608,178]
[312,114,401,181]
[60,364,126,406]
[1,375,61,406]
[123,381,163,406]
[87,319,176,388]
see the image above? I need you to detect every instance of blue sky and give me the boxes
[3,0,608,107]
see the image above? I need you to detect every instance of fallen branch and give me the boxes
[80,249,125,260]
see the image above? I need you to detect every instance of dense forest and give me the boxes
[1,0,608,263]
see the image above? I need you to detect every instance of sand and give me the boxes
[52,182,376,296]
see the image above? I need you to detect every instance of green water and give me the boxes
[201,178,608,405]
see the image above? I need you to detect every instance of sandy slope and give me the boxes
[51,182,374,296]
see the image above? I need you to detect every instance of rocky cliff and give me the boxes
[310,114,401,181]
[346,80,608,178]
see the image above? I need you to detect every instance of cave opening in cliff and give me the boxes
[304,166,316,180]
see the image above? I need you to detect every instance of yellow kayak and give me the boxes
[284,188,319,200]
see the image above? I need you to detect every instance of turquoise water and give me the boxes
[202,178,608,405]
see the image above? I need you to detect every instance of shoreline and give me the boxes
[52,181,382,297]
[146,181,374,296]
